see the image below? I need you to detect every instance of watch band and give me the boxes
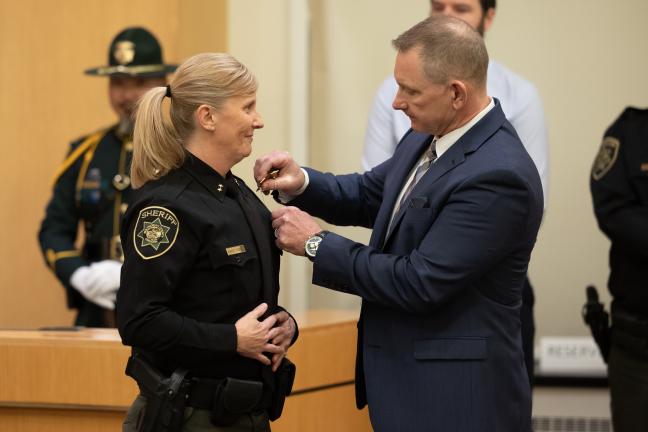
[305,230,330,262]
[317,230,330,239]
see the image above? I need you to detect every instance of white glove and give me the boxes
[70,260,122,310]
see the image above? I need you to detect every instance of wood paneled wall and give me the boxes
[0,0,227,327]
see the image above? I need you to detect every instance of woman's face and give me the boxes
[211,93,264,164]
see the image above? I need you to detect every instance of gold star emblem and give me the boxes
[137,217,171,251]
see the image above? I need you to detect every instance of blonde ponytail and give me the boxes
[131,87,184,188]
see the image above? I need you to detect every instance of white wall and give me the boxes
[228,0,311,312]
[229,0,648,341]
[488,0,648,338]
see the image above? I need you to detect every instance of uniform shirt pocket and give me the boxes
[208,242,258,269]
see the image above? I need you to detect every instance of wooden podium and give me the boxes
[0,310,372,431]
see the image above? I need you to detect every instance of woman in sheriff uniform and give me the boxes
[116,53,297,432]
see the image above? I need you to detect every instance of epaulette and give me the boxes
[50,128,108,188]
[617,106,648,123]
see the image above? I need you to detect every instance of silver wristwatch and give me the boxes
[304,231,329,262]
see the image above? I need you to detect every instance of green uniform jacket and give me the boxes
[38,125,133,317]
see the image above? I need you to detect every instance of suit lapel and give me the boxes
[378,100,507,249]
[383,142,466,247]
[370,132,432,248]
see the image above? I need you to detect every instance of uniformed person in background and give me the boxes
[590,107,648,431]
[38,27,176,327]
[117,53,298,431]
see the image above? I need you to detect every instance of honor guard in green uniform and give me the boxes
[38,27,177,327]
[590,107,648,431]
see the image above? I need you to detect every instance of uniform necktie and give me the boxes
[225,177,277,313]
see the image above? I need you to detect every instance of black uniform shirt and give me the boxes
[117,152,282,379]
[591,107,648,315]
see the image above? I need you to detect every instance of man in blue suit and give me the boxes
[255,15,542,432]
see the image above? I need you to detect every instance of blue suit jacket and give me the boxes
[291,101,542,432]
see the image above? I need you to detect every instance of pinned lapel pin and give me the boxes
[256,169,280,194]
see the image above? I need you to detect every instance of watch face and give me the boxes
[305,235,323,258]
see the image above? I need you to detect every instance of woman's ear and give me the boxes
[196,105,216,131]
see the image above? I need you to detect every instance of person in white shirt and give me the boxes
[362,0,549,387]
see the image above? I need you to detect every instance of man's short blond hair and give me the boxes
[393,15,489,89]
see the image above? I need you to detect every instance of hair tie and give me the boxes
[165,85,173,98]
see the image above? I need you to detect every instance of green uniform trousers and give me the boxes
[123,394,271,432]
[608,344,648,432]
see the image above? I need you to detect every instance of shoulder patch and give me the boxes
[133,206,180,260]
[592,137,620,180]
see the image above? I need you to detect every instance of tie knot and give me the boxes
[425,140,438,162]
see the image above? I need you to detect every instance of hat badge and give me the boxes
[114,41,136,65]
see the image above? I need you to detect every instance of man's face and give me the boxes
[109,76,165,133]
[392,48,454,136]
[429,0,494,35]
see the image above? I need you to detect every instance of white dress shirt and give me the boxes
[387,99,496,230]
[362,60,549,208]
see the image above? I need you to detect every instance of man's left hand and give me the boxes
[272,206,322,256]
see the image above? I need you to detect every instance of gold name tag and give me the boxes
[226,245,247,256]
[641,163,648,172]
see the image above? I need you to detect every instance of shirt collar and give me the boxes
[182,151,232,201]
[434,98,495,159]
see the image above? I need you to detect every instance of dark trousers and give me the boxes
[521,277,535,387]
[123,394,271,432]
[608,344,648,432]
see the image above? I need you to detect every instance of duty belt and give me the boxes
[146,377,269,411]
[612,305,648,337]
[611,305,648,359]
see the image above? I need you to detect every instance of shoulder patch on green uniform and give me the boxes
[592,136,620,180]
[133,206,180,259]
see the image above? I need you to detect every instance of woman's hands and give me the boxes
[235,303,296,371]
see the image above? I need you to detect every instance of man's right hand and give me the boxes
[254,151,305,195]
[69,260,121,310]
[235,303,283,366]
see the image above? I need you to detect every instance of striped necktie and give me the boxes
[385,140,437,239]
[394,140,438,214]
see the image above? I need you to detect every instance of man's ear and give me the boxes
[449,81,468,109]
[483,8,496,34]
[196,105,216,131]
